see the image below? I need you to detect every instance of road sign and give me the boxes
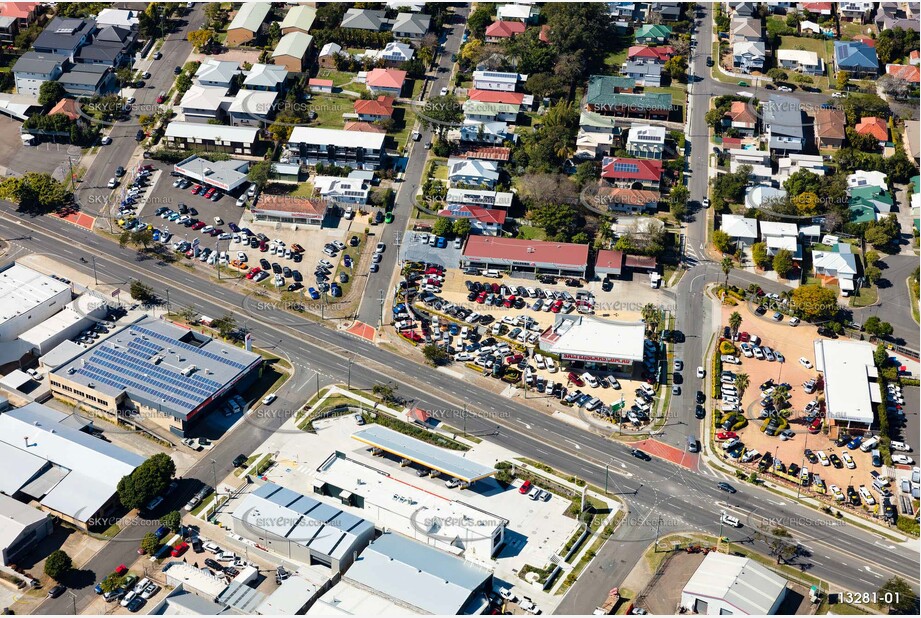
[611,400,625,413]
[112,288,120,297]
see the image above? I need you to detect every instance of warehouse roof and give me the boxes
[813,339,879,424]
[683,552,787,615]
[463,236,589,269]
[539,315,646,362]
[273,31,313,60]
[164,121,259,144]
[280,5,316,32]
[0,263,70,326]
[0,494,48,556]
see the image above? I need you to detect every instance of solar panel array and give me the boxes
[611,162,640,173]
[126,339,163,360]
[95,346,222,395]
[76,364,192,410]
[131,325,247,369]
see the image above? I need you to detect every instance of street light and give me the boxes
[67,590,77,615]
[92,256,98,285]
[347,356,353,390]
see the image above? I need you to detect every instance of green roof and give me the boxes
[848,186,892,223]
[911,175,920,194]
[586,76,672,111]
[580,110,623,130]
[848,203,877,224]
[635,24,673,40]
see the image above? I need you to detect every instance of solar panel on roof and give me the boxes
[612,162,640,173]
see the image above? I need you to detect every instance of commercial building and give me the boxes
[594,249,625,278]
[813,339,879,428]
[0,264,72,365]
[539,315,646,370]
[163,563,229,600]
[163,121,260,155]
[681,552,787,615]
[0,493,52,565]
[49,315,263,436]
[286,127,386,170]
[251,195,330,226]
[313,176,370,205]
[18,292,109,356]
[231,482,375,573]
[460,236,590,278]
[173,156,250,193]
[0,403,144,529]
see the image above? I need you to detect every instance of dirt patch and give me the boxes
[635,551,706,615]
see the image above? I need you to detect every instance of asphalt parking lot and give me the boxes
[400,230,462,267]
[0,119,81,177]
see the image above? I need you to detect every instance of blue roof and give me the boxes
[834,41,878,70]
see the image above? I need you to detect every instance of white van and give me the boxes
[640,383,655,396]
[581,372,599,388]
[483,269,501,278]
[860,436,880,452]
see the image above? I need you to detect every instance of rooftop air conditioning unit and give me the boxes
[181,365,197,376]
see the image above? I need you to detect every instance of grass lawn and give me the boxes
[849,283,879,308]
[517,225,546,241]
[306,93,352,128]
[317,68,357,88]
[910,276,920,323]
[390,104,418,151]
[432,160,448,181]
[840,21,876,41]
[409,78,424,99]
[779,35,830,57]
[647,84,686,102]
[604,48,629,68]
[289,181,315,198]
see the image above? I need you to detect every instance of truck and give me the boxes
[593,588,621,615]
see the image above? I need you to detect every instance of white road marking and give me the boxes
[564,439,581,450]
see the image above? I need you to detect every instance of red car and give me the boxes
[203,187,216,199]
[568,372,585,387]
[551,299,564,313]
[191,221,205,230]
[716,431,738,441]
[809,418,822,433]
[114,564,128,576]
[738,332,750,342]
[246,267,261,279]
[425,267,443,275]
[518,480,532,494]
[402,330,423,343]
[503,295,516,308]
[505,354,523,365]
[490,282,500,293]
[209,228,222,236]
[190,184,202,194]
[475,291,487,304]
[170,542,189,557]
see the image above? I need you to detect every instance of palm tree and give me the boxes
[734,372,750,401]
[720,256,733,291]
[772,385,790,411]
[729,311,743,337]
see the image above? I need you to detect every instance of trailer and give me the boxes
[593,587,621,615]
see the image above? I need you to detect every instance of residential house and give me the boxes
[744,184,788,210]
[847,169,888,191]
[436,204,507,235]
[848,185,893,223]
[48,97,80,120]
[729,2,760,18]
[354,95,395,122]
[286,126,386,169]
[366,41,414,65]
[313,176,370,205]
[815,107,846,149]
[76,25,134,67]
[446,188,513,210]
[178,85,232,123]
[225,2,271,46]
[467,89,533,110]
[228,89,278,127]
[855,116,889,145]
[626,125,666,159]
[720,214,758,247]
[724,100,757,135]
[903,119,920,164]
[910,50,920,66]
[307,78,333,93]
[386,0,425,10]
[496,3,540,23]
[885,63,921,84]
[586,81,672,120]
[634,24,672,44]
[366,68,406,97]
[462,99,519,123]
[576,110,625,159]
[621,60,663,87]
[798,223,822,245]
[813,243,858,295]
[447,157,500,188]
[777,153,826,181]
[0,2,39,44]
[12,52,65,97]
[730,18,762,42]
[733,40,766,73]
[728,149,772,183]
[763,95,804,153]
[800,2,833,15]
[391,12,430,40]
[33,17,95,61]
[834,41,878,77]
[459,120,513,144]
[485,20,526,42]
[777,49,824,74]
[271,31,313,72]
[318,42,343,69]
[626,45,675,64]
[56,64,116,97]
[164,121,259,155]
[472,70,523,92]
[600,156,663,190]
[94,8,139,30]
[759,221,802,260]
[343,121,386,134]
[875,3,920,31]
[242,63,288,92]
[593,186,660,213]
[280,5,316,35]
[606,2,643,22]
[195,59,240,89]
[657,2,683,20]
[340,8,388,31]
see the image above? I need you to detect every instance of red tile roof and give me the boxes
[539,24,551,44]
[408,407,431,423]
[726,100,756,124]
[308,78,333,88]
[815,108,846,139]
[463,236,589,268]
[344,121,387,133]
[367,68,407,90]
[353,95,395,117]
[437,205,507,225]
[0,2,39,19]
[886,63,921,83]
[853,35,876,47]
[801,2,832,12]
[251,195,329,220]
[456,146,512,161]
[595,187,661,207]
[595,249,624,272]
[855,116,889,141]
[486,20,526,38]
[466,89,525,106]
[625,255,657,269]
[49,98,80,120]
[601,157,663,182]
[721,137,743,149]
[627,45,676,62]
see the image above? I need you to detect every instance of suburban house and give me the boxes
[847,169,888,191]
[458,120,513,144]
[874,3,920,31]
[777,49,824,74]
[33,17,94,61]
[467,88,533,110]
[724,100,757,135]
[228,89,278,127]
[286,126,386,169]
[56,64,116,97]
[848,185,894,223]
[634,24,672,44]
[313,176,370,205]
[814,107,846,149]
[307,78,333,94]
[353,95,395,121]
[730,2,760,18]
[586,89,672,120]
[48,97,80,120]
[744,184,787,210]
[436,204,507,236]
[242,63,288,92]
[318,42,343,69]
[163,121,259,155]
[600,156,663,190]
[720,214,759,248]
[760,221,802,261]
[728,149,772,182]
[446,188,513,210]
[271,31,313,72]
[801,2,833,15]
[593,186,660,213]
[621,60,663,87]
[834,40,879,77]
[626,45,675,64]
[485,20,526,42]
[463,99,519,122]
[885,63,921,84]
[365,68,406,97]
[225,2,271,46]
[798,223,822,246]
[74,24,134,67]
[576,110,625,159]
[626,125,666,159]
[496,3,540,23]
[94,8,139,29]
[472,70,524,92]
[813,244,858,295]
[657,2,684,20]
[366,41,415,65]
[733,40,766,73]
[855,116,889,144]
[340,8,388,31]
[195,59,240,89]
[777,153,826,181]
[730,18,762,42]
[447,157,500,188]
[344,121,386,134]
[178,85,232,123]
[391,12,430,39]
[763,95,805,153]
[280,5,316,35]
[12,52,66,97]
[0,2,39,44]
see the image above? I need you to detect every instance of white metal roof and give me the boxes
[242,63,288,89]
[227,2,271,33]
[228,89,278,116]
[539,315,646,362]
[813,339,879,424]
[0,494,48,555]
[683,552,787,615]
[288,126,385,149]
[179,84,231,112]
[0,264,70,326]
[759,221,798,238]
[195,59,241,85]
[721,214,758,239]
[164,121,259,144]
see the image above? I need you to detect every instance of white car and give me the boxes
[262,394,277,405]
[788,317,800,326]
[890,441,912,452]
[720,511,741,527]
[858,485,875,504]
[534,354,546,369]
[799,357,812,369]
[674,359,684,371]
[546,358,557,373]
[752,347,764,360]
[778,86,793,92]
[696,366,705,378]
[440,86,448,96]
[893,454,915,465]
[498,587,516,602]
[830,484,844,501]
[740,343,754,358]
[832,91,846,98]
[841,452,855,469]
[520,598,540,615]
[454,352,473,362]
[375,243,385,253]
[817,451,830,466]
[26,368,42,380]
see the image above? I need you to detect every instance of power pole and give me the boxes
[92,256,98,285]
[378,288,385,328]
[654,515,662,552]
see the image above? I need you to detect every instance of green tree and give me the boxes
[863,264,882,285]
[372,382,397,403]
[836,70,849,91]
[669,185,689,219]
[864,249,880,266]
[116,453,176,510]
[0,172,73,213]
[420,94,463,135]
[177,305,198,322]
[751,242,770,268]
[766,68,788,81]
[38,80,66,107]
[211,314,237,338]
[466,4,493,39]
[43,550,73,582]
[572,161,597,188]
[422,343,450,366]
[131,228,154,249]
[432,216,453,238]
[733,373,750,401]
[877,576,919,615]
[864,316,893,337]
[720,256,733,290]
[865,215,900,247]
[160,510,181,531]
[186,29,214,52]
[728,311,743,336]
[452,218,471,238]
[141,532,160,556]
[713,230,733,254]
[791,285,838,321]
[530,203,582,242]
[772,249,794,278]
[874,342,888,368]
[204,2,225,28]
[129,280,155,303]
[247,160,273,189]
[663,55,688,82]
